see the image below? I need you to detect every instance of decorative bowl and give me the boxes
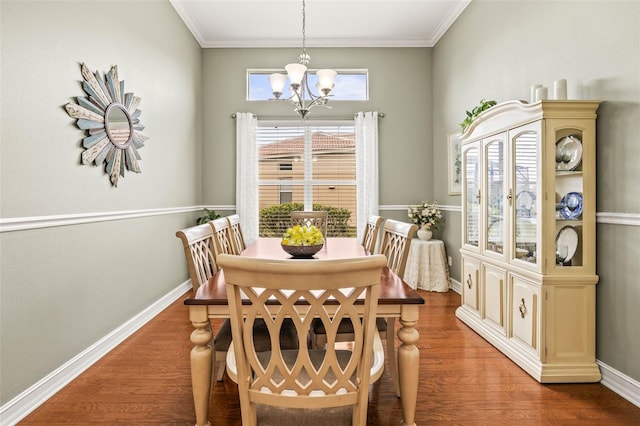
[281,243,323,258]
[559,192,583,220]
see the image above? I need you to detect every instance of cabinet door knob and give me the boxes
[466,273,473,289]
[519,297,527,318]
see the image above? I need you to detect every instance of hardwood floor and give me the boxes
[20,290,640,425]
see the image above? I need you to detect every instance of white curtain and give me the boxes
[355,111,379,240]
[235,112,259,244]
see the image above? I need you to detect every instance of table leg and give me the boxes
[397,306,419,426]
[189,306,213,426]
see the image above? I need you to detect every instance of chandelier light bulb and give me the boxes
[269,73,287,98]
[316,69,337,95]
[285,63,307,87]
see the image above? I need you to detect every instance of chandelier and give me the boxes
[268,0,337,120]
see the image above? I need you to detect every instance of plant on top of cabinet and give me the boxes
[459,99,497,133]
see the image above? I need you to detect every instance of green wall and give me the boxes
[0,0,203,403]
[432,0,640,381]
[201,47,434,209]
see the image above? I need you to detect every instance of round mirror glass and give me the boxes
[105,103,133,148]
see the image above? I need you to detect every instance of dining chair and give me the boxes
[378,219,418,279]
[290,210,328,238]
[219,254,387,426]
[205,217,298,381]
[310,218,417,397]
[175,223,218,293]
[226,214,246,254]
[176,223,226,381]
[374,219,418,396]
[209,216,238,256]
[361,215,384,255]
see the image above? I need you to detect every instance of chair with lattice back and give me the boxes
[378,219,418,279]
[209,217,238,256]
[361,215,384,255]
[176,223,227,381]
[226,214,246,254]
[310,218,417,397]
[375,218,418,396]
[207,216,298,381]
[291,211,328,238]
[175,223,218,292]
[220,254,387,425]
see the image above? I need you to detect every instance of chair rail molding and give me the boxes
[3,207,636,233]
[380,204,462,213]
[0,205,235,233]
[596,211,640,226]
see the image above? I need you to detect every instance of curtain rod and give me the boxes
[230,112,385,119]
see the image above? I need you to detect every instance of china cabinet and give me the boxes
[456,100,600,383]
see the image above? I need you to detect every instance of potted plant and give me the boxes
[459,99,497,133]
[196,208,221,225]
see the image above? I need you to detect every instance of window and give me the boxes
[247,69,368,101]
[258,121,356,237]
[279,177,293,204]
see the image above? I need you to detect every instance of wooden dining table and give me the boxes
[184,237,425,426]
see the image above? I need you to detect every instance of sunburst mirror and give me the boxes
[65,63,147,187]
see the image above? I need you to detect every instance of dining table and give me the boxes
[184,237,425,426]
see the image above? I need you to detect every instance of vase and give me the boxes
[417,229,432,241]
[281,243,324,258]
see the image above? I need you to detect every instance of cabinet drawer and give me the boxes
[462,257,481,313]
[510,276,538,353]
[483,264,507,333]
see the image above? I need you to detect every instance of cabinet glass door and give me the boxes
[463,144,480,247]
[512,131,538,264]
[464,144,480,248]
[485,137,506,255]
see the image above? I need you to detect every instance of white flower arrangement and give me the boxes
[408,201,442,230]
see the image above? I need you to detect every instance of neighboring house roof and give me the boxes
[259,132,355,158]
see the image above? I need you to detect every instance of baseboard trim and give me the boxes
[0,281,192,426]
[449,277,462,294]
[598,360,640,408]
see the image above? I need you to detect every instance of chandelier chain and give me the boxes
[269,0,335,119]
[302,0,306,53]
[299,0,310,65]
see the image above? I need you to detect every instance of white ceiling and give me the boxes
[169,0,471,48]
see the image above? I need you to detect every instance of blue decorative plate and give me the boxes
[559,192,583,219]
